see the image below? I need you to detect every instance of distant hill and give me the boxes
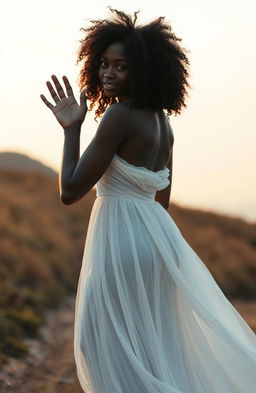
[0,151,57,177]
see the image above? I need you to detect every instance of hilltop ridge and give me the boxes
[0,151,57,177]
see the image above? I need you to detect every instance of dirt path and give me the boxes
[0,297,83,393]
[1,298,256,393]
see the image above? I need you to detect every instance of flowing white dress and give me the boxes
[74,153,256,393]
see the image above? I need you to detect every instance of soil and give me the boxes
[0,297,256,393]
[0,297,83,393]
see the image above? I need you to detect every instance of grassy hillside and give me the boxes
[0,169,95,363]
[0,168,256,363]
[170,204,256,299]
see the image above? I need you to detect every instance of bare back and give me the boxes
[116,105,174,172]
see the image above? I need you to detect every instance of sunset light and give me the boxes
[2,0,256,220]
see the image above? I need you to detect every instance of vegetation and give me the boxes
[0,168,256,364]
[0,169,95,364]
[170,204,256,299]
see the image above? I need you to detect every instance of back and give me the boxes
[116,105,174,172]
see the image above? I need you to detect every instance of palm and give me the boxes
[40,75,87,128]
[52,96,85,127]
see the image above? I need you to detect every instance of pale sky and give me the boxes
[1,0,256,221]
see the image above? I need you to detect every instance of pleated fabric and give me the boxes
[74,153,256,393]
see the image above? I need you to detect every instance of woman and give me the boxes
[41,9,256,393]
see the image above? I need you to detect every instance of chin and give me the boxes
[105,92,117,99]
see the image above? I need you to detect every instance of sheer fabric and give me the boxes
[74,154,256,393]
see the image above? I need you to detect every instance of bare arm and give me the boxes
[59,105,130,204]
[40,75,130,205]
[155,151,173,210]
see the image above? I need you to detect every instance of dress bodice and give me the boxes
[96,154,170,202]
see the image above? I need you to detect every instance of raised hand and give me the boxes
[40,75,87,128]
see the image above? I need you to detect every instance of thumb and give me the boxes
[80,88,88,108]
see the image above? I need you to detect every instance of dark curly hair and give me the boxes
[77,8,190,118]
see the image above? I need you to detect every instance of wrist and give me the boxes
[63,122,82,133]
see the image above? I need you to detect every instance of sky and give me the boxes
[1,0,256,221]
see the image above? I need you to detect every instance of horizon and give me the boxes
[0,148,255,224]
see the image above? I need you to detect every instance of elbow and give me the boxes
[155,199,169,210]
[59,178,79,204]
[60,190,75,205]
[163,201,170,210]
[60,188,87,205]
[60,196,73,205]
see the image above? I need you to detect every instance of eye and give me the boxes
[117,64,128,72]
[100,60,108,68]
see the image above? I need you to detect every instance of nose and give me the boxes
[103,65,115,79]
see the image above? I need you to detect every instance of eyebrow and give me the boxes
[101,56,128,62]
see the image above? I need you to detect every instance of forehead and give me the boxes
[101,42,127,60]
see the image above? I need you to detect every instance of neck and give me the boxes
[117,96,133,104]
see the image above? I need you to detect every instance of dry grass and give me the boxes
[169,203,256,298]
[0,169,95,363]
[1,168,256,363]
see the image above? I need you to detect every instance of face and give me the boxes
[98,42,129,102]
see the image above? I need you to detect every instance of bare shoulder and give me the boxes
[169,123,174,146]
[95,103,133,142]
[92,103,135,152]
[102,102,134,124]
[162,112,174,143]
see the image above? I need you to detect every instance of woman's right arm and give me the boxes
[155,121,174,210]
[155,151,173,210]
[40,75,130,205]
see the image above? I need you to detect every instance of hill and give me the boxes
[0,168,95,363]
[169,203,256,298]
[0,167,256,363]
[0,151,57,177]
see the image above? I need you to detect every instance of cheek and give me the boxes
[119,73,130,94]
[120,72,129,84]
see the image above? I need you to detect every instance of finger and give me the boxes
[80,88,88,108]
[62,75,74,97]
[40,94,54,110]
[46,81,60,103]
[51,74,66,99]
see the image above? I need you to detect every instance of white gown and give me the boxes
[74,153,256,393]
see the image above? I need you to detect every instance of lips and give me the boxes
[102,81,117,91]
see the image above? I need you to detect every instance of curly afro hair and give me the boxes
[77,8,190,118]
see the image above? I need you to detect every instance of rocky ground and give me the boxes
[0,298,256,393]
[0,297,83,393]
